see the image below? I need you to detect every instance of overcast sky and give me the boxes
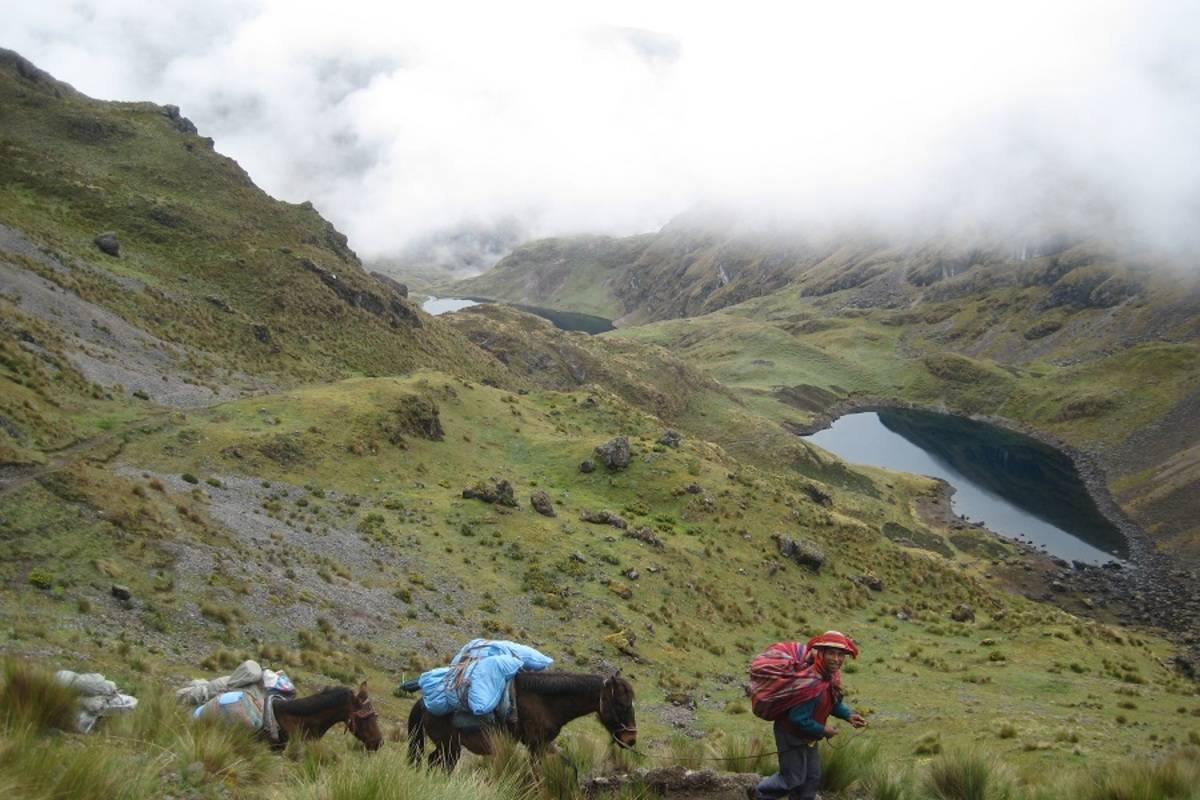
[6,1,1200,258]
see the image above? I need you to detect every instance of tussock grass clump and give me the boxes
[663,733,712,769]
[0,660,78,733]
[820,735,882,793]
[864,763,914,800]
[922,749,1013,800]
[280,748,522,800]
[0,728,160,800]
[1068,746,1200,800]
[717,733,774,775]
[174,714,278,789]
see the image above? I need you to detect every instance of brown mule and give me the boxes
[407,671,636,770]
[272,682,383,751]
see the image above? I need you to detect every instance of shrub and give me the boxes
[913,733,942,756]
[27,570,53,590]
[181,473,199,484]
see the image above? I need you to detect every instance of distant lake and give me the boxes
[422,297,480,315]
[421,296,614,334]
[805,409,1127,564]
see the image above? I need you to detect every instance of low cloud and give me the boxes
[8,1,1200,258]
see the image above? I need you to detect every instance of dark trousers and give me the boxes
[752,720,820,800]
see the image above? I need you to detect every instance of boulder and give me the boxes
[772,534,825,571]
[579,459,596,474]
[657,429,681,448]
[950,603,976,623]
[607,581,633,600]
[94,232,120,256]
[110,584,131,601]
[855,574,884,592]
[530,490,556,517]
[581,509,628,529]
[594,436,631,471]
[624,526,664,549]
[462,478,518,507]
[161,104,198,134]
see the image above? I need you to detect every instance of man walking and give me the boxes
[749,631,867,800]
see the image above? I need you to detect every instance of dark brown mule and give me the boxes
[272,682,383,751]
[407,671,636,770]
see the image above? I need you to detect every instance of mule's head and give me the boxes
[598,672,637,749]
[348,681,383,751]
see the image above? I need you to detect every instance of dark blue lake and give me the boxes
[805,409,1127,564]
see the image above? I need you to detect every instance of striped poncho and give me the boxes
[748,633,858,721]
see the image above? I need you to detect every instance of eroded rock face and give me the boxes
[161,104,198,134]
[772,533,825,571]
[594,436,631,471]
[530,489,556,517]
[298,258,422,328]
[463,478,517,507]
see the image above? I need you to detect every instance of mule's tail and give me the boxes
[407,698,426,765]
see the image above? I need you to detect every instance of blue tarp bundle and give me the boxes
[419,639,553,716]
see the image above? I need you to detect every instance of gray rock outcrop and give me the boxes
[530,490,556,517]
[594,436,631,471]
[772,533,825,571]
[94,232,120,256]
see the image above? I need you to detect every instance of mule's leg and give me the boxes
[407,704,427,766]
[432,734,461,772]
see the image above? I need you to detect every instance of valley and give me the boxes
[1,48,1198,800]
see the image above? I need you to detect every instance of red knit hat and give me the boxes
[807,630,859,658]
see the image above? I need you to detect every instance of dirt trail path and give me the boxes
[0,411,170,500]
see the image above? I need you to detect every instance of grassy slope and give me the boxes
[0,49,513,472]
[0,49,509,389]
[4,372,1197,779]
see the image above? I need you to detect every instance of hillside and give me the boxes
[1,51,1199,799]
[446,234,654,319]
[450,217,1200,564]
[0,48,515,464]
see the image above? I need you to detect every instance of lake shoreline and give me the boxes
[789,395,1150,565]
[791,395,1200,660]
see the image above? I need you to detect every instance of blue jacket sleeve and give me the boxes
[785,698,826,737]
[832,699,852,721]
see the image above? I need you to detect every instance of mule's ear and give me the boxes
[357,681,369,699]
